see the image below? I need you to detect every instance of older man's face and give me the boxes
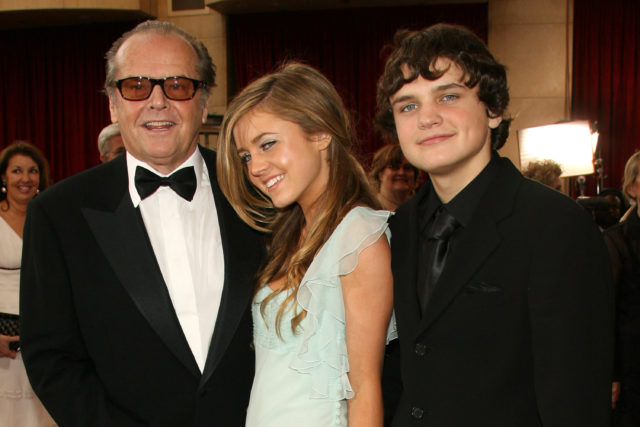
[108,32,208,174]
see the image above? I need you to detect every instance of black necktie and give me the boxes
[134,166,197,201]
[419,206,460,314]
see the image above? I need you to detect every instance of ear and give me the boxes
[310,133,332,151]
[109,96,118,124]
[487,110,503,129]
[201,99,209,124]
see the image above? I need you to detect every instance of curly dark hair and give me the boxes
[375,23,511,150]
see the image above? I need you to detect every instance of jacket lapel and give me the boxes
[199,147,257,386]
[391,186,426,338]
[416,210,500,333]
[82,157,200,377]
[416,158,522,336]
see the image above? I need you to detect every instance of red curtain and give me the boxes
[0,22,140,183]
[228,4,488,165]
[572,0,640,192]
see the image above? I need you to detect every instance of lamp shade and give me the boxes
[518,121,595,177]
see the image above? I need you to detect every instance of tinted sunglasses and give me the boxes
[114,76,205,101]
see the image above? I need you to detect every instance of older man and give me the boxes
[20,21,263,426]
[97,123,125,163]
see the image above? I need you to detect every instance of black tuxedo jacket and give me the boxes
[20,147,264,426]
[388,157,613,426]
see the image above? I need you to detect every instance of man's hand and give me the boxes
[612,381,621,408]
[0,334,19,359]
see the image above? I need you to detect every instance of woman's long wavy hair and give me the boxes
[217,62,380,335]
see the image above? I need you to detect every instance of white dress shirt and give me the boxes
[126,149,224,372]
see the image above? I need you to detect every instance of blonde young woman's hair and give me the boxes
[217,62,380,335]
[622,151,640,204]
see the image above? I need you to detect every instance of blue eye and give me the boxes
[441,94,459,102]
[400,103,418,113]
[261,140,276,150]
[239,152,252,164]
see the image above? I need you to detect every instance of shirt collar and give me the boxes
[127,147,206,207]
[419,152,500,229]
[445,152,500,227]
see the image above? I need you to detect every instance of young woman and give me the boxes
[217,63,394,427]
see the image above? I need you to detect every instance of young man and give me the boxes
[377,24,613,426]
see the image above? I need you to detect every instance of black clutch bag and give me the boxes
[0,312,19,336]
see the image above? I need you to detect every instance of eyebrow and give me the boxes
[250,132,273,144]
[236,132,274,152]
[390,81,466,106]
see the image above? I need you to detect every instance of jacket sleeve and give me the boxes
[20,200,144,427]
[528,207,614,426]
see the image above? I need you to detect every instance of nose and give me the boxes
[148,84,168,109]
[418,105,442,129]
[248,154,267,177]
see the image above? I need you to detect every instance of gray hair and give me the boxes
[104,20,216,104]
[97,123,121,155]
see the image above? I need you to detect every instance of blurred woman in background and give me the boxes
[604,151,640,426]
[369,144,417,211]
[0,141,55,426]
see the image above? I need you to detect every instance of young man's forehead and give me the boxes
[393,60,468,98]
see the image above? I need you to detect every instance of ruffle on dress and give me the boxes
[291,206,392,401]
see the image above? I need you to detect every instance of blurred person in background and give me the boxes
[97,123,125,163]
[0,141,54,426]
[604,152,640,426]
[522,159,563,191]
[369,144,418,211]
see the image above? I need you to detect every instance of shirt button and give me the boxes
[410,406,424,419]
[414,343,431,356]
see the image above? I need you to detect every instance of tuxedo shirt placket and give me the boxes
[127,151,224,373]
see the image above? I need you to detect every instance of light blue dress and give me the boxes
[245,206,392,427]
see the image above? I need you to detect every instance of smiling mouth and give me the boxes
[265,175,284,189]
[419,134,452,145]
[144,121,175,130]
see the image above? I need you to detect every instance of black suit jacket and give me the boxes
[388,157,613,426]
[20,147,264,426]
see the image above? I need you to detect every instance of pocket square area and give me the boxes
[464,281,503,294]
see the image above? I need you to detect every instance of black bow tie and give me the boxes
[134,166,197,201]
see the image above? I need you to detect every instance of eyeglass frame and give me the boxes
[113,76,206,101]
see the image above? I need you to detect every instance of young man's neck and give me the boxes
[429,150,492,204]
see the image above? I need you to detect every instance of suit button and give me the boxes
[414,343,431,356]
[410,406,424,419]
